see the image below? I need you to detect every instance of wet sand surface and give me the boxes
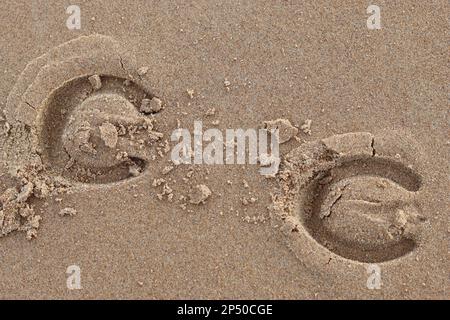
[0,1,448,299]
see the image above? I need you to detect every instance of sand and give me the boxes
[0,1,448,299]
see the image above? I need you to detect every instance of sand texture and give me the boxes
[0,1,448,299]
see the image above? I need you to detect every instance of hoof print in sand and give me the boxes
[4,35,164,185]
[274,132,427,263]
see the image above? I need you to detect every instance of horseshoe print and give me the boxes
[4,35,164,186]
[272,131,431,275]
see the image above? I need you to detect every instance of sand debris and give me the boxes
[156,183,174,202]
[88,74,102,90]
[137,66,149,76]
[152,178,166,187]
[241,197,257,206]
[99,122,118,148]
[186,89,195,99]
[300,119,312,135]
[59,207,77,217]
[189,184,212,205]
[16,182,34,203]
[263,118,298,144]
[0,186,40,240]
[140,97,163,114]
[67,121,97,155]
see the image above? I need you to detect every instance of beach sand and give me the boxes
[0,0,448,299]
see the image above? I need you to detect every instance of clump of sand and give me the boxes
[99,122,119,149]
[58,207,77,217]
[88,74,102,90]
[263,118,298,143]
[140,97,163,114]
[0,35,167,239]
[300,119,312,135]
[270,131,426,263]
[0,163,70,240]
[0,186,40,240]
[189,184,212,205]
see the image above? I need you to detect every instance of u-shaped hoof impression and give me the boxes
[273,131,427,263]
